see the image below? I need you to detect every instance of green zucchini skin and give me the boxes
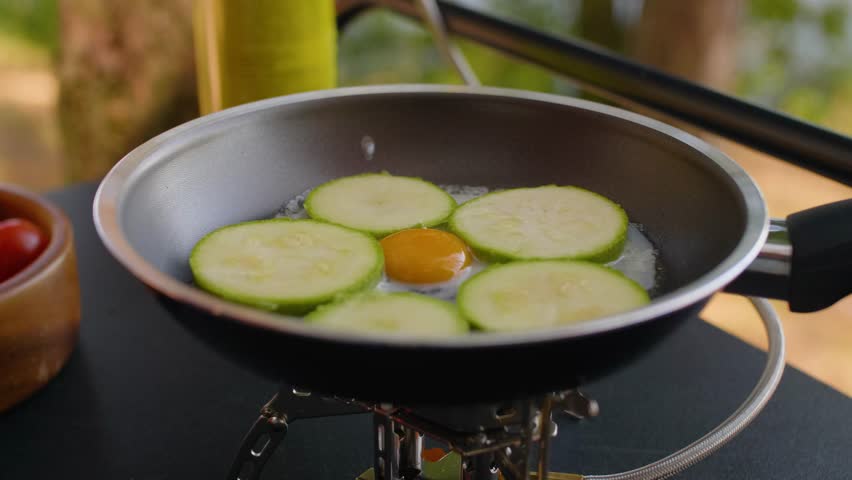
[449,185,628,263]
[305,291,470,337]
[304,172,457,237]
[189,219,384,315]
[457,260,649,332]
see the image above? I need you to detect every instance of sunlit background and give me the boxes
[1,0,850,393]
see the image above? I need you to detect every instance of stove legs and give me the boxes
[226,393,289,480]
[401,427,424,478]
[227,388,364,480]
[229,388,598,480]
[465,452,499,480]
[374,414,401,480]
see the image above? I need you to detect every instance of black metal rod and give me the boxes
[338,0,852,186]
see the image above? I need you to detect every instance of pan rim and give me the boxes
[93,84,768,349]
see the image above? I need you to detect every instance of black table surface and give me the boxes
[1,182,850,479]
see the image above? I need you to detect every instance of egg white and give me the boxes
[276,183,660,302]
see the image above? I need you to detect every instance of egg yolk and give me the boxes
[380,228,472,284]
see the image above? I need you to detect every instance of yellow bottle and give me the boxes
[192,0,337,115]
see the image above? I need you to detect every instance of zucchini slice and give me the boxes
[305,173,457,236]
[457,260,649,332]
[189,219,383,314]
[306,292,469,337]
[449,186,628,262]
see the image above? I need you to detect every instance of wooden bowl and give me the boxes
[0,184,80,412]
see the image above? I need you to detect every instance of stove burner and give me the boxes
[226,298,784,480]
[227,387,597,480]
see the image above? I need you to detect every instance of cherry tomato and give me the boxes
[0,218,48,284]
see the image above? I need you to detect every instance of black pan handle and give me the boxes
[786,199,852,312]
[727,200,852,311]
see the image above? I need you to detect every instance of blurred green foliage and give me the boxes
[736,0,851,126]
[821,4,847,38]
[751,0,799,21]
[337,8,575,96]
[339,0,852,132]
[0,0,57,51]
[0,0,851,132]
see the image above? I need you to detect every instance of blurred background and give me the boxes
[0,0,850,392]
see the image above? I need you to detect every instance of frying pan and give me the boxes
[93,84,852,404]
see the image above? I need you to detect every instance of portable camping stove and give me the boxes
[228,387,598,480]
[220,2,792,478]
[225,296,784,480]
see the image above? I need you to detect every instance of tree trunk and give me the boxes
[56,0,198,182]
[634,0,742,91]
